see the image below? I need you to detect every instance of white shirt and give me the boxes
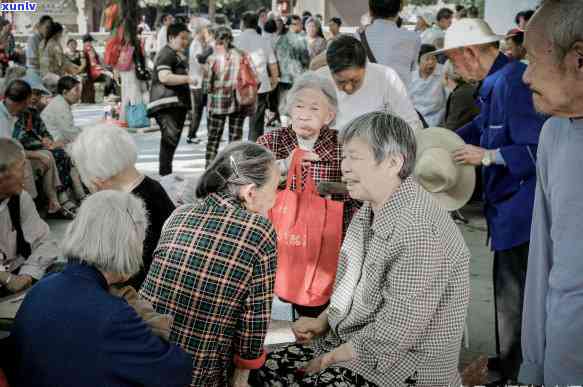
[318,63,423,131]
[41,95,80,143]
[189,39,204,89]
[235,29,278,94]
[0,101,16,138]
[409,66,447,127]
[0,192,58,279]
[157,25,168,52]
[357,19,421,88]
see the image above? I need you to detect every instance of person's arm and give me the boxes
[233,227,277,378]
[18,191,58,280]
[40,104,66,143]
[496,78,544,179]
[456,114,481,146]
[517,122,552,385]
[157,49,192,86]
[384,67,423,131]
[347,223,457,377]
[103,302,193,387]
[266,45,279,88]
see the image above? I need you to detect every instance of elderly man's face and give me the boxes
[522,19,583,117]
[290,19,302,33]
[290,87,336,139]
[0,158,26,198]
[446,47,484,82]
[332,67,366,95]
[6,98,30,116]
[341,137,401,205]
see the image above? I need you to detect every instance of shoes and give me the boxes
[186,137,201,144]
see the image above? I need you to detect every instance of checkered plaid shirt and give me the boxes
[139,192,277,386]
[202,48,244,115]
[312,177,471,386]
[257,126,361,233]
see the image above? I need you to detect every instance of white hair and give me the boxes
[62,190,148,277]
[0,138,25,172]
[69,124,138,187]
[283,71,339,126]
[538,0,583,63]
[340,111,417,180]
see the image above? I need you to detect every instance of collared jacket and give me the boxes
[8,264,192,387]
[139,192,277,386]
[313,177,471,386]
[457,53,547,251]
[257,126,361,233]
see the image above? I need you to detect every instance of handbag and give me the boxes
[269,150,344,307]
[126,103,150,128]
[236,53,258,115]
[117,43,135,71]
[104,26,124,66]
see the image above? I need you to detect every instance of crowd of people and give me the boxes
[1,0,582,386]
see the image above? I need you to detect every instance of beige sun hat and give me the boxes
[414,127,476,211]
[431,18,505,55]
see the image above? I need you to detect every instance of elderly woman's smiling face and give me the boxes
[290,87,335,140]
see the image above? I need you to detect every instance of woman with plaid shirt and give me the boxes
[140,142,280,387]
[257,72,361,318]
[203,27,249,167]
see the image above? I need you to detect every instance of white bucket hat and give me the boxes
[414,127,476,211]
[431,18,505,55]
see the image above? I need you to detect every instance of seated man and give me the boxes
[0,138,58,295]
[40,76,82,144]
[81,34,118,101]
[251,112,471,386]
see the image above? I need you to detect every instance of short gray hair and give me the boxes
[0,138,25,172]
[62,190,148,277]
[196,141,275,198]
[69,124,138,187]
[340,111,417,180]
[537,0,583,63]
[283,71,338,126]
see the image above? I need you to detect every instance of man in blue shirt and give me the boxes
[518,1,583,385]
[431,19,547,383]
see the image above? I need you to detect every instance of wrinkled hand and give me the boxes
[452,144,486,166]
[6,274,33,293]
[304,343,355,374]
[292,316,329,344]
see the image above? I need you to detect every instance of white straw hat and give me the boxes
[414,127,476,211]
[431,18,505,55]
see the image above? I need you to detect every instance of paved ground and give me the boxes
[50,104,496,379]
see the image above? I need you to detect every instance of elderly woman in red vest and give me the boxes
[257,71,361,318]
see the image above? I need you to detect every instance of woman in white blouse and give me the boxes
[409,44,448,127]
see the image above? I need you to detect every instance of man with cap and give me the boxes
[82,34,118,98]
[433,18,547,383]
[519,1,583,385]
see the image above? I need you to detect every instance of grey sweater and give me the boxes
[519,117,583,385]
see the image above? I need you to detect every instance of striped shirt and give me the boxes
[357,19,421,88]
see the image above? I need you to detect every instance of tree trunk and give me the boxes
[209,0,216,21]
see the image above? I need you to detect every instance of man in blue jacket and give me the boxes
[431,19,547,383]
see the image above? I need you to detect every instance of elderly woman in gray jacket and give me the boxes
[250,112,471,387]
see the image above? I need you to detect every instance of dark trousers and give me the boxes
[188,88,206,140]
[155,107,188,176]
[493,242,529,381]
[206,112,245,167]
[248,92,268,142]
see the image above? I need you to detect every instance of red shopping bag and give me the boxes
[269,150,343,307]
